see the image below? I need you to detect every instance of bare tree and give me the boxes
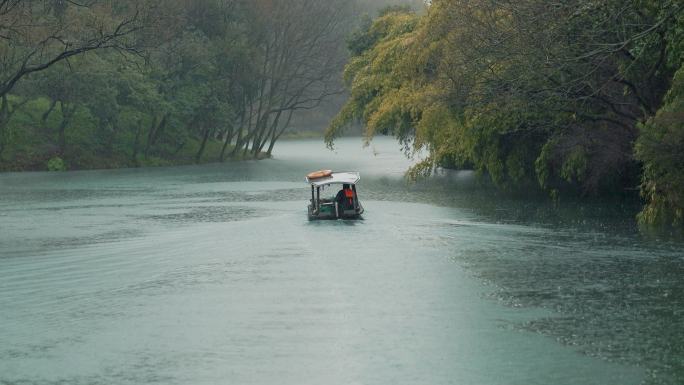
[228,0,352,158]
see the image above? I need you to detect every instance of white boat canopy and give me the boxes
[307,171,360,186]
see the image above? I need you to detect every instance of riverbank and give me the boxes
[0,139,270,173]
[0,95,276,173]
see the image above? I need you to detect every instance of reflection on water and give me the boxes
[0,137,682,385]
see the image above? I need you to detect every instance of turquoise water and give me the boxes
[0,137,682,384]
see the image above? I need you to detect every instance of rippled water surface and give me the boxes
[1,138,682,385]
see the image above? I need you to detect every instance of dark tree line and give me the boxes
[0,0,355,170]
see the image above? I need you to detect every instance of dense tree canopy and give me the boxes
[0,0,355,170]
[327,0,684,226]
[2,0,681,226]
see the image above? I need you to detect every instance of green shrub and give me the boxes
[635,66,684,227]
[47,156,67,171]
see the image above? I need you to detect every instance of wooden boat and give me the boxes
[306,171,364,220]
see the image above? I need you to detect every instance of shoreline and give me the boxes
[0,142,271,174]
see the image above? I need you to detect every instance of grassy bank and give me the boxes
[0,96,268,173]
[0,139,269,172]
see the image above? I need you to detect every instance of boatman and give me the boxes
[336,184,355,210]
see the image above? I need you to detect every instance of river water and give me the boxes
[0,137,682,385]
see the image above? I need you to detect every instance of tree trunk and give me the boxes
[57,101,74,156]
[195,126,211,163]
[221,106,247,161]
[0,95,8,157]
[242,137,252,158]
[231,127,244,158]
[143,115,157,159]
[220,125,234,162]
[232,101,254,158]
[132,119,143,165]
[173,140,186,155]
[0,95,30,157]
[251,117,267,156]
[240,125,260,158]
[106,122,117,157]
[144,114,168,159]
[259,109,284,154]
[42,99,57,126]
[266,110,294,156]
[57,120,68,155]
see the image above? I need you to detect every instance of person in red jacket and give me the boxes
[336,184,355,210]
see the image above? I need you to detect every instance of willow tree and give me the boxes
[329,0,684,203]
[636,66,684,227]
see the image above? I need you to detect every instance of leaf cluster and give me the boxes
[329,0,684,217]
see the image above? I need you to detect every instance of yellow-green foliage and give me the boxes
[326,11,421,147]
[328,4,551,186]
[330,0,684,218]
[636,66,684,226]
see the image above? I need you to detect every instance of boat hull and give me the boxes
[308,203,364,220]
